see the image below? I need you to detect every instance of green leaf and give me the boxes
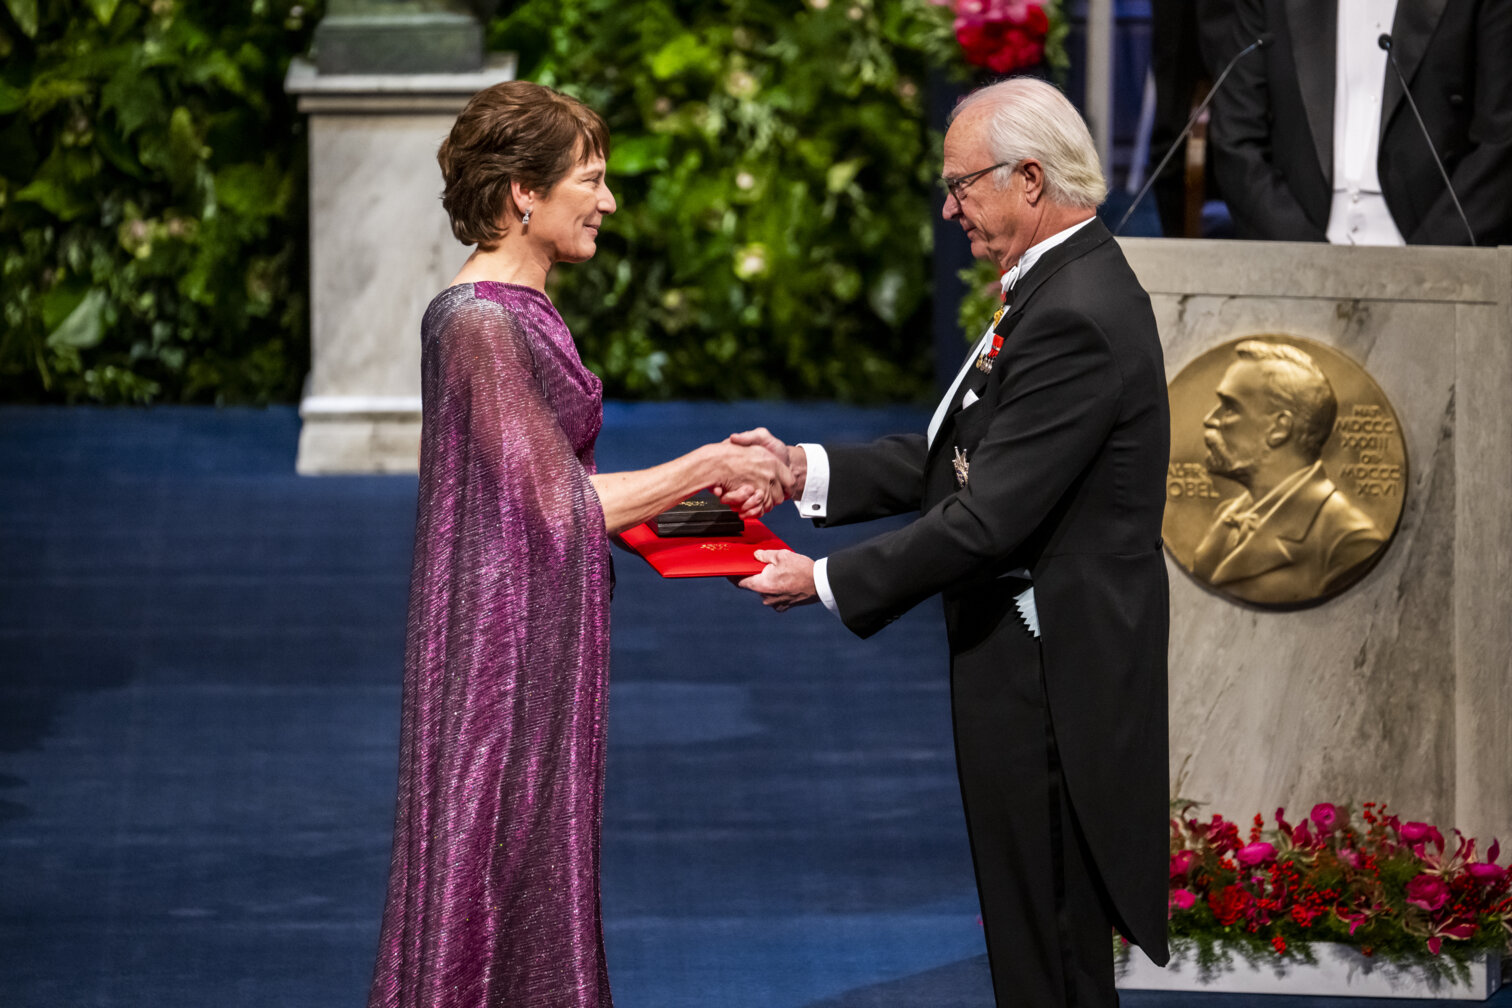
[101,64,165,139]
[608,134,671,177]
[213,162,280,217]
[0,81,23,115]
[649,34,718,80]
[14,175,92,220]
[83,0,120,27]
[93,123,146,179]
[23,76,91,116]
[40,281,88,332]
[825,157,864,194]
[163,106,204,191]
[46,289,109,350]
[187,50,247,95]
[2,0,37,38]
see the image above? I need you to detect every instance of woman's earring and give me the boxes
[522,209,531,225]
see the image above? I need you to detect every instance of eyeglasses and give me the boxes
[940,160,1015,203]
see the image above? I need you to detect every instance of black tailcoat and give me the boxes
[818,218,1171,964]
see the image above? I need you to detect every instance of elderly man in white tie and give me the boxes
[727,77,1172,1008]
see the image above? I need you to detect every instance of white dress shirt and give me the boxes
[1326,0,1405,245]
[796,217,1096,625]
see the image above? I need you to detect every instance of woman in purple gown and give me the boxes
[367,82,791,1008]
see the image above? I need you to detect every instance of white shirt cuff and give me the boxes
[813,556,838,615]
[793,443,830,519]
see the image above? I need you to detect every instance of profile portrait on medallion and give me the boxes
[1162,335,1407,608]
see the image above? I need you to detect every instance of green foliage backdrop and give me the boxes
[494,0,961,402]
[0,0,321,404]
[1,0,971,404]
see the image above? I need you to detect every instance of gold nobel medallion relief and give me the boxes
[1163,335,1406,609]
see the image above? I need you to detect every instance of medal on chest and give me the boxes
[974,303,1009,374]
[953,446,970,488]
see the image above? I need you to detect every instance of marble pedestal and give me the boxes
[1122,238,1512,844]
[285,55,515,474]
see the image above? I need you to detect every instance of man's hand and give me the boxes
[736,549,819,611]
[721,428,807,514]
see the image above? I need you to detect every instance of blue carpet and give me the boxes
[0,405,1506,1007]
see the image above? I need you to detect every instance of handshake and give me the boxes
[706,427,820,612]
[708,427,805,517]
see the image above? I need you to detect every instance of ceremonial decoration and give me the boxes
[932,0,1067,76]
[1145,801,1512,982]
[1162,334,1406,609]
[972,304,1008,373]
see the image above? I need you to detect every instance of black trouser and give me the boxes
[950,598,1118,1008]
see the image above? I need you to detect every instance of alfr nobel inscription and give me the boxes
[1163,335,1406,608]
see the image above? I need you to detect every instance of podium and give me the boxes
[1121,237,1512,843]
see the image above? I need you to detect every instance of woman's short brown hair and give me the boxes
[437,81,610,249]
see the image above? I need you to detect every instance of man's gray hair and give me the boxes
[1234,340,1337,458]
[950,77,1107,210]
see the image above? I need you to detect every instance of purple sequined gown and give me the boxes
[369,282,614,1008]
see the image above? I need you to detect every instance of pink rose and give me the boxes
[1310,802,1341,833]
[1405,873,1450,911]
[1236,841,1277,866]
[1170,850,1197,878]
[1467,862,1508,885]
[1399,821,1444,848]
[951,0,1049,72]
[1169,888,1197,911]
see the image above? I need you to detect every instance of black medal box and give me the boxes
[652,489,745,537]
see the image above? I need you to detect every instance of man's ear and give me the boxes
[1266,411,1294,447]
[1020,160,1045,204]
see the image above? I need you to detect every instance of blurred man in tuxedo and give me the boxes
[1205,0,1512,245]
[731,78,1170,1007]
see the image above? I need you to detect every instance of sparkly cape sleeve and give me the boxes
[429,293,605,543]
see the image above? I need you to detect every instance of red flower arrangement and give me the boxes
[1157,802,1512,978]
[934,0,1054,74]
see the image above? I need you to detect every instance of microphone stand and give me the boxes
[1115,33,1272,236]
[1378,33,1477,246]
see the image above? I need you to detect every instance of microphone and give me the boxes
[1378,33,1476,246]
[1115,33,1273,236]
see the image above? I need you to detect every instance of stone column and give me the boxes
[288,0,511,474]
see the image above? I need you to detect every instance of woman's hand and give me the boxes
[591,436,792,534]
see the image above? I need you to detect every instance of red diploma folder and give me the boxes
[617,518,789,578]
